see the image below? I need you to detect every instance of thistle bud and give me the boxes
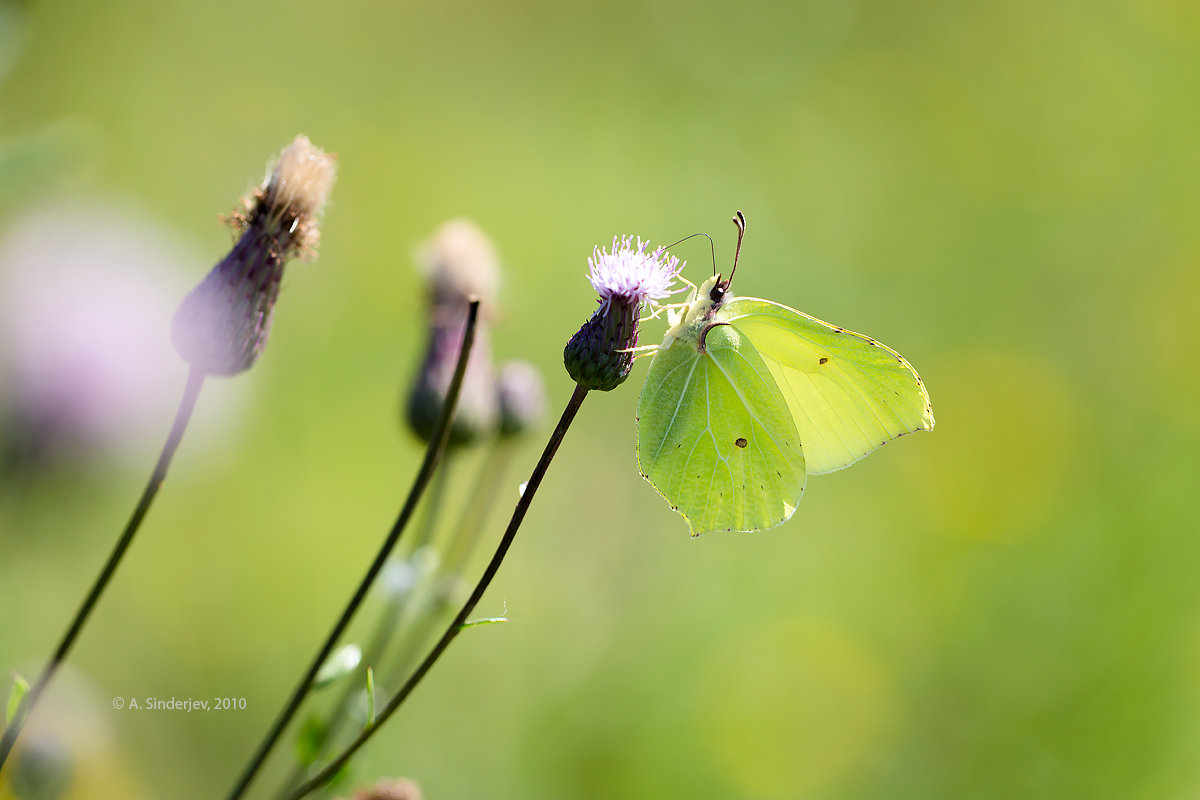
[496,360,545,436]
[171,135,336,375]
[405,220,500,446]
[563,301,640,391]
[563,236,682,391]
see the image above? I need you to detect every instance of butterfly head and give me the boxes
[709,210,746,303]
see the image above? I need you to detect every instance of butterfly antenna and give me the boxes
[663,232,718,277]
[723,210,746,291]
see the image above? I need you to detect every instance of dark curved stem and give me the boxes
[0,367,206,771]
[273,452,460,798]
[283,382,589,800]
[224,300,482,800]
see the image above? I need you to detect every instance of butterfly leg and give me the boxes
[617,344,662,355]
[643,302,690,322]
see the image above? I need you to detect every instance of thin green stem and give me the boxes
[375,439,514,684]
[441,439,514,577]
[273,454,457,798]
[223,300,482,800]
[271,593,404,799]
[0,367,206,771]
[411,455,452,552]
[283,382,589,800]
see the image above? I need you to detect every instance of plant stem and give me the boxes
[375,439,514,686]
[224,300,482,800]
[0,367,206,771]
[411,455,452,552]
[273,455,457,797]
[283,382,589,800]
[441,439,514,577]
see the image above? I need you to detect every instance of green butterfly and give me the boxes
[636,213,934,536]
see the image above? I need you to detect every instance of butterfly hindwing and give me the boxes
[636,323,806,535]
[720,297,934,475]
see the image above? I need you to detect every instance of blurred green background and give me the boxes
[2,0,1199,798]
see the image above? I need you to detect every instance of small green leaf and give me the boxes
[6,672,30,725]
[458,601,509,630]
[457,615,509,630]
[365,667,376,728]
[295,715,327,767]
[314,644,362,691]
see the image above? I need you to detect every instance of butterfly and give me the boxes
[635,212,934,536]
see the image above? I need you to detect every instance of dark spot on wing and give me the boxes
[819,357,829,365]
[735,437,748,448]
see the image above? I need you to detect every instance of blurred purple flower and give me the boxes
[0,204,228,466]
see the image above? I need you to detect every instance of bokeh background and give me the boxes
[2,0,1199,797]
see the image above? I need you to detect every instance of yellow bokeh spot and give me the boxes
[696,617,896,798]
[903,349,1080,540]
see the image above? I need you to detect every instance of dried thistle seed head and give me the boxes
[264,136,337,225]
[563,236,681,391]
[405,221,504,445]
[251,134,338,258]
[496,360,545,437]
[171,135,336,376]
[416,218,500,315]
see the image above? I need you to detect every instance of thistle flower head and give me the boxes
[416,218,500,314]
[587,235,683,314]
[565,235,681,391]
[405,220,500,445]
[263,136,338,225]
[171,135,336,376]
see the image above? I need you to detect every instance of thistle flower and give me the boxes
[405,219,500,446]
[563,235,682,391]
[171,135,336,375]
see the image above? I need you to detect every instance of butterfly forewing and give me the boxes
[636,324,806,535]
[720,297,934,475]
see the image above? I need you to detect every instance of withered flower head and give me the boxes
[416,218,500,314]
[171,135,336,375]
[405,219,500,445]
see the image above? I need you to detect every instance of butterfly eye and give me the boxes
[710,279,726,303]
